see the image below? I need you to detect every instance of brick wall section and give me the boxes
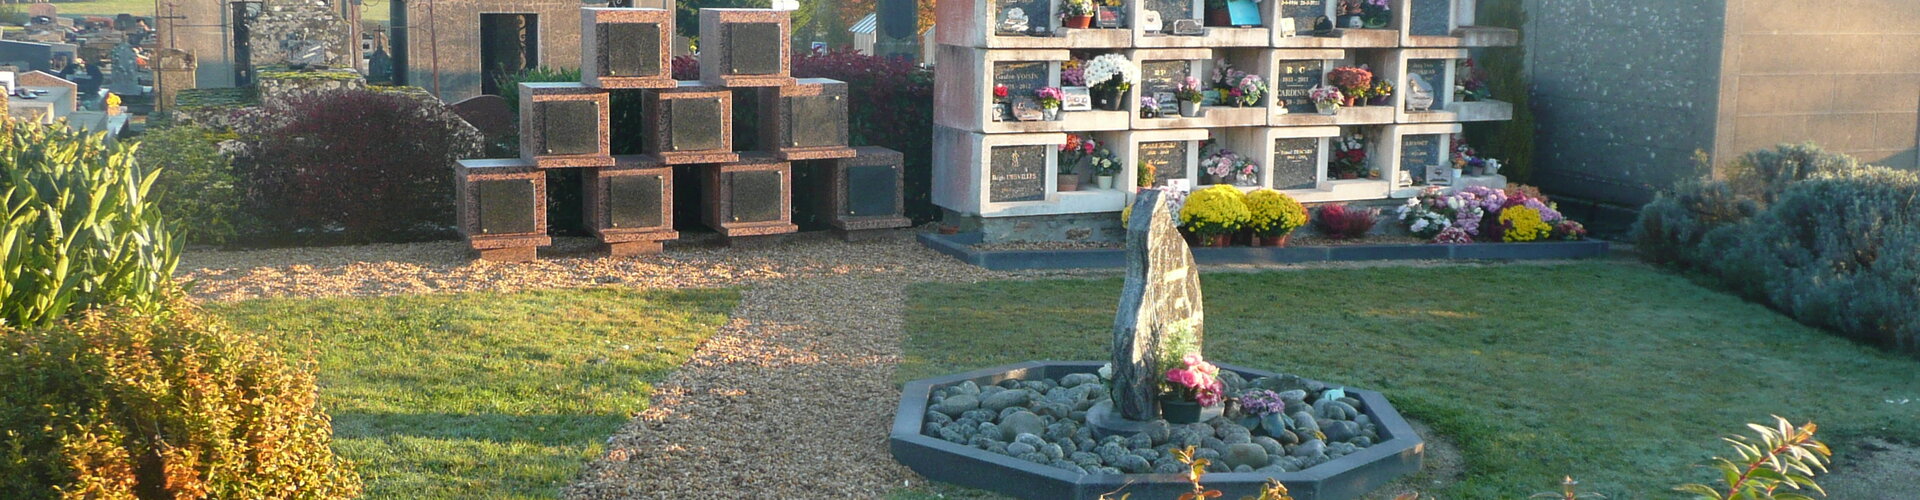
[406,0,585,102]
[1714,0,1920,171]
[1522,0,1729,206]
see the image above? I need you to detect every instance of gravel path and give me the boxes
[176,231,1539,498]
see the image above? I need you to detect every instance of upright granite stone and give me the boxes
[1109,190,1204,421]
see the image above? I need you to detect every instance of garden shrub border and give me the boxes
[918,232,1610,270]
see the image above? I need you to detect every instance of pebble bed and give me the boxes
[922,371,1381,476]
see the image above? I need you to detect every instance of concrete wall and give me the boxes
[154,0,235,88]
[1714,0,1920,171]
[404,0,585,102]
[1523,0,1729,206]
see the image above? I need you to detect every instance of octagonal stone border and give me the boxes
[891,361,1423,500]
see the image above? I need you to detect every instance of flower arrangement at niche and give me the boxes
[1207,60,1265,108]
[1061,59,1086,86]
[1175,76,1205,103]
[1035,87,1063,109]
[1200,145,1258,186]
[1330,133,1370,179]
[1456,59,1491,102]
[1244,189,1308,246]
[1084,54,1138,111]
[1309,85,1344,114]
[1394,185,1588,243]
[1367,78,1395,106]
[1060,0,1096,27]
[1450,134,1501,176]
[1337,0,1392,28]
[1327,66,1373,106]
[1140,95,1161,118]
[1060,133,1098,170]
[1179,184,1252,245]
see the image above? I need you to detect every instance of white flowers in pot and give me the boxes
[1082,53,1138,91]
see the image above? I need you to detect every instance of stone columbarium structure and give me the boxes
[453,7,910,261]
[933,0,1516,242]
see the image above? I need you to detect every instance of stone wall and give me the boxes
[154,0,354,89]
[155,0,233,88]
[404,0,585,102]
[1522,0,1729,207]
[1714,0,1920,171]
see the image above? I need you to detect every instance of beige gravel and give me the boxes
[176,230,1571,498]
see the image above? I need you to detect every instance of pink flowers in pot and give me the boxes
[1164,353,1225,406]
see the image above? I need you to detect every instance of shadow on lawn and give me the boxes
[330,412,631,445]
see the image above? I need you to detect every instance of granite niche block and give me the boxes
[758,78,857,161]
[820,146,912,239]
[584,155,680,257]
[455,159,551,261]
[518,83,615,168]
[697,9,796,88]
[580,8,676,89]
[642,82,740,164]
[699,154,798,238]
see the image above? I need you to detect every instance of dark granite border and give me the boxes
[918,232,1611,270]
[892,361,1422,500]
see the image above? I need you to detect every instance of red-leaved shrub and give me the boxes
[1315,204,1379,239]
[230,89,483,243]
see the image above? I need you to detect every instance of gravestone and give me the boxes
[1139,140,1188,186]
[1139,60,1187,97]
[1410,0,1451,36]
[1401,134,1442,183]
[1144,0,1194,24]
[1276,0,1324,34]
[1273,137,1320,190]
[988,145,1046,202]
[1110,189,1205,421]
[730,170,784,222]
[1273,59,1323,114]
[449,95,516,148]
[107,43,140,96]
[27,3,54,20]
[992,61,1048,103]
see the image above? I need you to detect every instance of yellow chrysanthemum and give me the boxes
[1499,206,1553,242]
[1244,189,1308,238]
[1180,185,1251,237]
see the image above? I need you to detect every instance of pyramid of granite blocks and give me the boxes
[455,7,910,261]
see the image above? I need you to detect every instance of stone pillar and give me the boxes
[151,49,197,112]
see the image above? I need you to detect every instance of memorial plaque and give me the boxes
[1144,0,1194,24]
[608,174,664,229]
[997,0,1051,33]
[730,170,784,223]
[1272,137,1320,190]
[1401,134,1443,183]
[669,98,724,151]
[476,179,537,235]
[1061,87,1093,111]
[846,164,898,216]
[1408,59,1446,96]
[728,23,781,75]
[1410,0,1451,36]
[1139,141,1188,187]
[1273,59,1323,114]
[988,145,1046,203]
[601,23,661,77]
[789,94,846,147]
[539,101,599,155]
[1276,0,1325,34]
[1140,60,1187,96]
[993,61,1049,101]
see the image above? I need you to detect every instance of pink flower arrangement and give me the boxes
[1035,86,1064,109]
[1164,353,1225,406]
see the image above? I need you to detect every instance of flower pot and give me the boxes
[1179,100,1201,117]
[1092,87,1126,111]
[1343,94,1363,107]
[1465,164,1485,176]
[1057,174,1080,192]
[1341,15,1365,28]
[1196,234,1231,247]
[938,225,960,235]
[1338,172,1358,180]
[1043,107,1061,121]
[1258,234,1292,247]
[1064,15,1093,29]
[1368,94,1393,106]
[1315,101,1339,115]
[1162,400,1205,424]
[1206,8,1231,27]
[1096,175,1115,189]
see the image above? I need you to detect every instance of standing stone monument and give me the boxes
[107,43,141,96]
[1107,189,1204,422]
[151,49,196,111]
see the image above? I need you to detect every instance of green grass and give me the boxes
[209,287,739,499]
[33,0,156,18]
[898,262,1920,499]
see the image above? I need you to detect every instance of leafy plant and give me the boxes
[1244,189,1308,237]
[1314,204,1378,239]
[1180,184,1252,237]
[1172,446,1224,500]
[0,300,361,499]
[2,120,178,328]
[139,123,252,246]
[497,66,582,113]
[1674,416,1830,500]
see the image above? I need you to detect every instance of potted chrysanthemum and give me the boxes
[1161,353,1224,424]
[1083,54,1137,111]
[1244,188,1308,246]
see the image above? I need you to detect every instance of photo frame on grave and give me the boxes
[730,170,785,223]
[1170,19,1205,35]
[600,22,662,77]
[998,7,1032,34]
[728,22,782,75]
[1140,11,1163,32]
[475,179,538,235]
[606,174,666,229]
[1011,97,1045,121]
[1426,165,1453,186]
[1227,0,1261,26]
[845,164,899,217]
[1154,91,1178,116]
[788,93,847,147]
[1061,87,1093,111]
[1276,0,1324,35]
[539,100,600,156]
[669,97,725,151]
[1097,7,1123,28]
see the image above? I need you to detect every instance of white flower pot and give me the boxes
[1097,175,1115,189]
[1179,100,1201,117]
[1316,101,1339,115]
[1043,107,1061,121]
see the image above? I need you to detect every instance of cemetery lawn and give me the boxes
[896,261,1920,498]
[208,287,739,499]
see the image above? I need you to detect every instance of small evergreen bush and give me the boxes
[138,124,252,246]
[0,302,361,499]
[1,120,178,328]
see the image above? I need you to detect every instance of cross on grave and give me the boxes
[1109,189,1205,421]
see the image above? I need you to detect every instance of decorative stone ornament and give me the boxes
[1000,7,1031,34]
[1405,74,1435,112]
[1108,189,1205,421]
